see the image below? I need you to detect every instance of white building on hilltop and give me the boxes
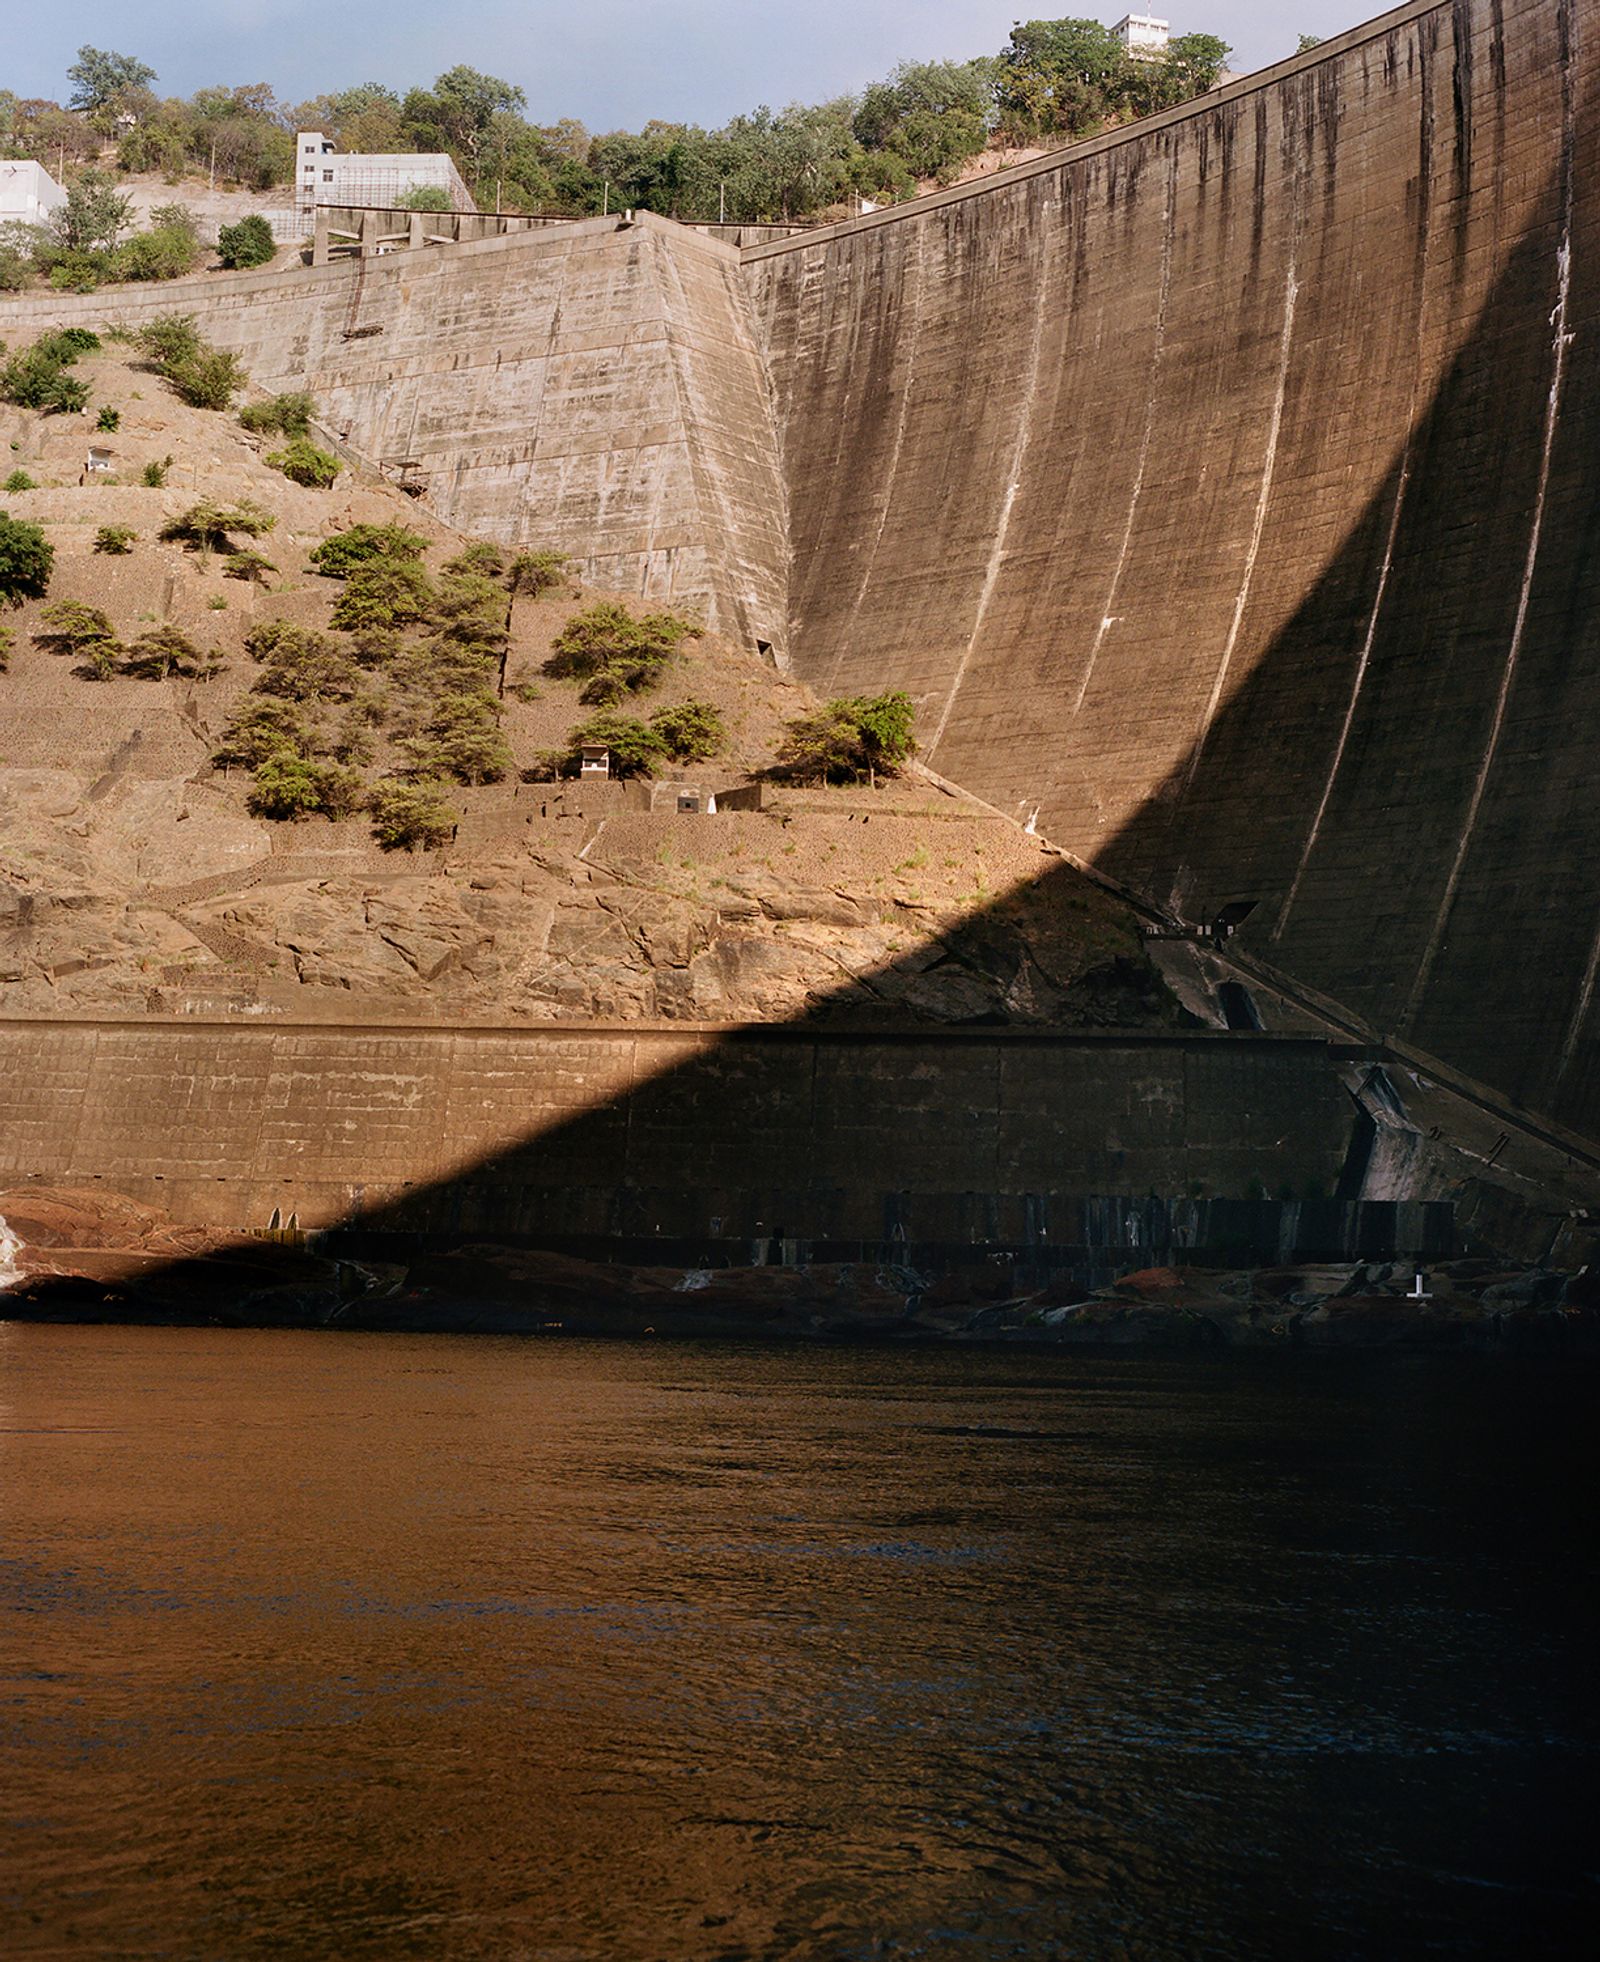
[1113,14,1171,60]
[0,159,68,230]
[294,133,476,226]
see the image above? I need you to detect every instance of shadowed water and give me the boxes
[1,1326,1594,1959]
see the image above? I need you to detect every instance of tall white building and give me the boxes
[0,159,68,230]
[294,133,475,224]
[1112,14,1171,60]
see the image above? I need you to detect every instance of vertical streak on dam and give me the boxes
[745,0,1600,1140]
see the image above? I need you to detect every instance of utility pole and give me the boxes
[719,179,726,224]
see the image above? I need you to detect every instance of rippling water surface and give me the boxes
[1,1325,1594,1958]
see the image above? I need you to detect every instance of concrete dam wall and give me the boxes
[1,0,1595,1157]
[747,0,1600,1142]
[0,216,791,660]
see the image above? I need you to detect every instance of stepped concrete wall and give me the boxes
[746,0,1600,1142]
[0,215,790,659]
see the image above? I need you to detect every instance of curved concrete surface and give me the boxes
[748,0,1600,1140]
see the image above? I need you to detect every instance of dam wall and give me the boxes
[0,215,790,658]
[745,0,1600,1144]
[0,1020,1410,1266]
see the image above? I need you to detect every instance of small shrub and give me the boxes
[265,438,340,488]
[96,406,120,432]
[134,315,246,410]
[159,499,276,552]
[546,601,700,705]
[0,622,13,671]
[507,677,542,703]
[140,455,172,488]
[3,470,35,493]
[217,215,277,271]
[239,391,315,439]
[443,540,504,579]
[0,340,90,413]
[308,522,428,578]
[94,525,137,554]
[395,186,453,212]
[112,213,202,283]
[649,698,726,763]
[0,511,54,604]
[166,347,247,411]
[506,549,571,600]
[49,255,107,293]
[368,778,459,850]
[222,549,276,583]
[132,315,202,370]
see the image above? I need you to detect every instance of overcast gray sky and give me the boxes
[8,4,1381,130]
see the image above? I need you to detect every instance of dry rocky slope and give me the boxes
[1,342,1175,1031]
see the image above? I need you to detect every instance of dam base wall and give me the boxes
[0,1019,1458,1277]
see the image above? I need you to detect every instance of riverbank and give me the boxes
[3,1187,1595,1353]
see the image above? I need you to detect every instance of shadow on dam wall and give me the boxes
[754,0,1600,1150]
[1095,130,1600,1145]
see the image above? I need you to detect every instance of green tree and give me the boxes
[159,500,276,552]
[564,709,668,778]
[33,600,120,678]
[309,522,428,578]
[218,215,277,269]
[50,168,132,253]
[213,697,313,768]
[649,698,726,763]
[330,557,436,632]
[995,18,1132,137]
[395,185,453,212]
[853,58,996,181]
[0,511,54,604]
[121,624,214,679]
[776,691,916,782]
[66,47,157,114]
[248,753,364,820]
[368,777,459,850]
[545,600,700,703]
[246,619,361,701]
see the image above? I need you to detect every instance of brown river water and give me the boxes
[1,1324,1595,1959]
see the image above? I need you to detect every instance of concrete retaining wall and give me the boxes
[0,1021,1370,1256]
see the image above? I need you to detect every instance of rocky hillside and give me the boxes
[1,334,1182,1029]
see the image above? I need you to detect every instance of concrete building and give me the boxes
[1112,14,1170,59]
[294,133,474,227]
[0,159,67,230]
